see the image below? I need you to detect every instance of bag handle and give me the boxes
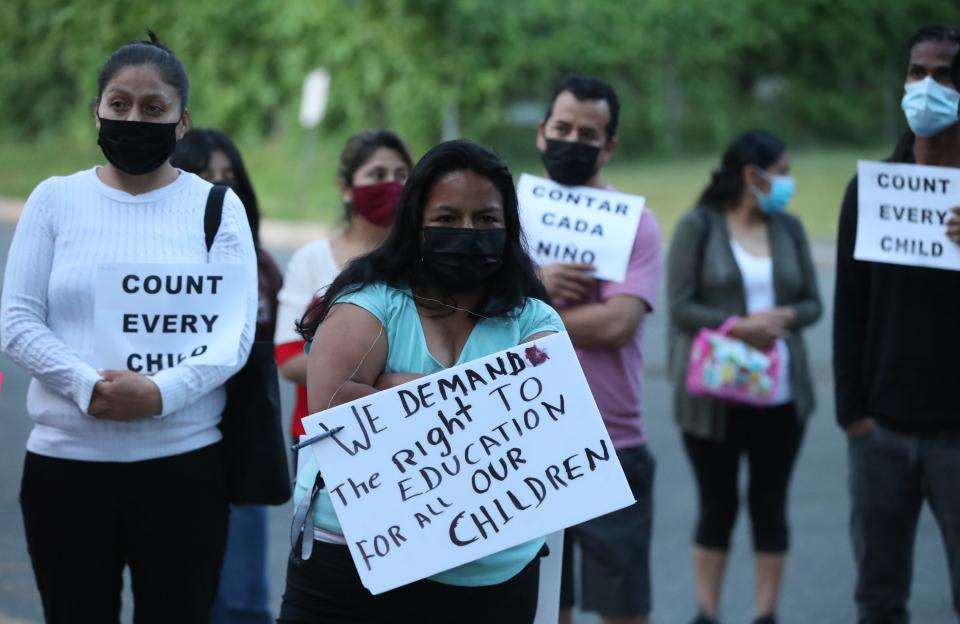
[717,316,740,335]
[204,185,228,256]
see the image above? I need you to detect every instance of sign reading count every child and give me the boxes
[302,332,635,595]
[517,173,645,282]
[93,263,250,372]
[855,160,960,271]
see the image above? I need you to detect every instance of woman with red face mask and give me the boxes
[275,130,413,444]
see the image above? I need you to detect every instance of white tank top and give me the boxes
[730,238,792,404]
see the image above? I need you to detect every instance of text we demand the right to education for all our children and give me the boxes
[302,333,635,595]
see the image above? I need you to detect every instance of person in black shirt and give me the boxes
[833,25,960,623]
[947,48,960,246]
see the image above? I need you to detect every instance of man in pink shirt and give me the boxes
[538,76,662,624]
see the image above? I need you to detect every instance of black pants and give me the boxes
[279,540,542,624]
[682,403,804,552]
[20,444,229,624]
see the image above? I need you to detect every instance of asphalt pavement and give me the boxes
[0,223,954,623]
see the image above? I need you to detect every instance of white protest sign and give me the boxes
[93,263,249,372]
[302,332,634,595]
[517,173,645,282]
[855,160,960,271]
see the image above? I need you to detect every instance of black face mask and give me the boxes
[97,117,179,175]
[540,138,601,186]
[422,227,507,292]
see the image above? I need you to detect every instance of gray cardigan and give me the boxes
[666,206,822,441]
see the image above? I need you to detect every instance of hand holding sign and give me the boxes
[539,262,597,302]
[947,206,960,245]
[87,370,162,420]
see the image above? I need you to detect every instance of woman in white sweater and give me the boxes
[0,32,257,623]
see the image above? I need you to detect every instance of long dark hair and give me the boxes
[171,129,262,246]
[698,130,786,209]
[297,139,548,340]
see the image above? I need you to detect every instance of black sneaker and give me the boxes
[690,615,721,624]
[753,616,776,624]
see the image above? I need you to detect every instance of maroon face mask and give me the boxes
[350,181,403,227]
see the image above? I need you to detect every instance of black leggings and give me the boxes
[20,444,228,624]
[682,403,804,553]
[279,540,542,624]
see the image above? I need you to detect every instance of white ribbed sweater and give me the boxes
[1,168,258,462]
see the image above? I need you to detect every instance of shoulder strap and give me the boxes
[204,185,228,253]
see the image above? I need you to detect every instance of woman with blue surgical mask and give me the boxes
[667,130,822,624]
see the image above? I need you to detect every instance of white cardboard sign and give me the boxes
[93,263,249,372]
[517,173,645,282]
[855,160,960,271]
[302,332,634,595]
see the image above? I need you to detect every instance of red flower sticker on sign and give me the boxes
[524,345,549,366]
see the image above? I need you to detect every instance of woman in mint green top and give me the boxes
[279,140,562,624]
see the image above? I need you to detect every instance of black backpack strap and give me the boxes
[204,185,228,253]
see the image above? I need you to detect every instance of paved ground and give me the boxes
[0,221,954,623]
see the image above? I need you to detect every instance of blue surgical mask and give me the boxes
[751,170,795,214]
[902,76,960,138]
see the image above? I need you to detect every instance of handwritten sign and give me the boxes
[93,263,249,371]
[855,160,960,271]
[302,332,634,594]
[517,173,645,282]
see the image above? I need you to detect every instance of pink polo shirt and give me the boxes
[562,208,662,449]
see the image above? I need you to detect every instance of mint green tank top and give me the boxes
[294,282,563,587]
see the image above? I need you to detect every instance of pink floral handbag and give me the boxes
[685,317,781,407]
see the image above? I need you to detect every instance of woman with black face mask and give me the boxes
[280,140,561,624]
[171,128,282,624]
[0,32,258,623]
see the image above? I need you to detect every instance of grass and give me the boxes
[0,137,888,240]
[599,146,889,240]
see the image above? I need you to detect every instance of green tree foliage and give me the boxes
[1,0,958,152]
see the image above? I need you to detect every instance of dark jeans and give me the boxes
[559,445,656,617]
[279,540,542,624]
[683,403,805,552]
[20,444,229,624]
[849,423,960,623]
[212,505,272,624]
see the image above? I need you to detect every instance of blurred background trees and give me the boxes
[0,0,957,230]
[5,0,959,148]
